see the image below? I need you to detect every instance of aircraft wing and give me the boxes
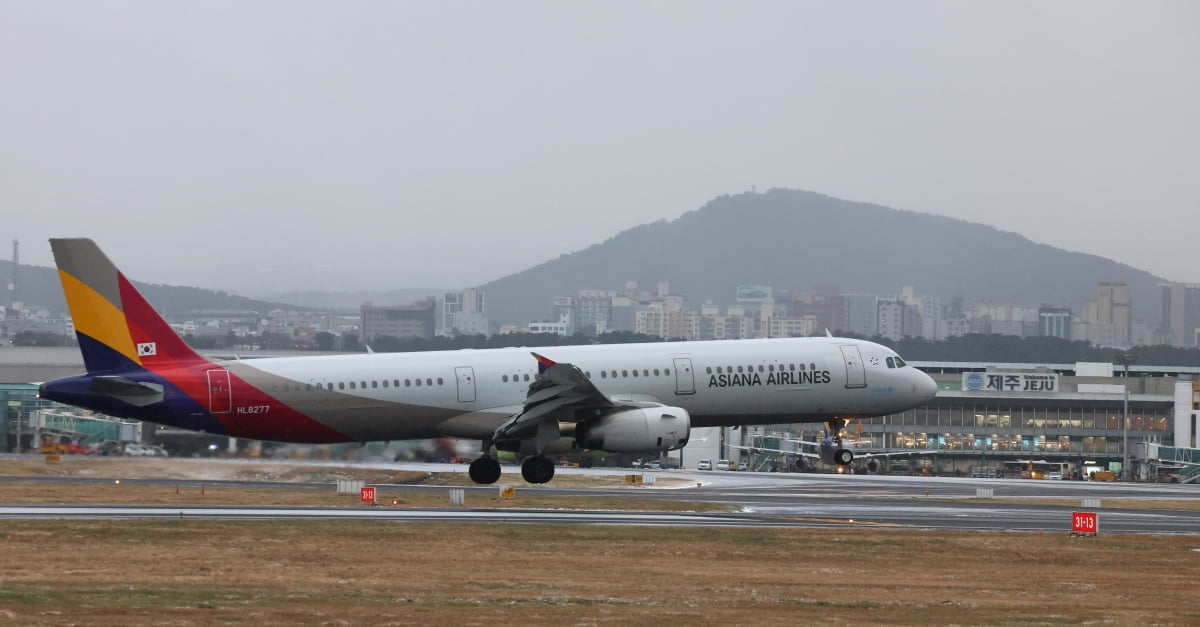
[729,442,924,462]
[728,443,820,460]
[492,354,637,442]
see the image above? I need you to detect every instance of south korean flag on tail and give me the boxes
[137,342,157,357]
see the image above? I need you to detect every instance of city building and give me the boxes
[1078,282,1132,347]
[360,299,436,342]
[440,288,488,337]
[1160,282,1200,348]
[1038,306,1072,339]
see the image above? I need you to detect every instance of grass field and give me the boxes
[2,521,1199,625]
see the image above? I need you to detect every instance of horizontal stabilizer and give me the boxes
[88,375,164,407]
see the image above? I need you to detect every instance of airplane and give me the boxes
[38,238,938,485]
[729,426,923,473]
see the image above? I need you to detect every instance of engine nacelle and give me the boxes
[575,407,691,453]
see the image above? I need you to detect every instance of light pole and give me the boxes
[1115,353,1137,480]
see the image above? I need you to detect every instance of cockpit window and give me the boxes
[891,356,907,368]
[886,357,895,368]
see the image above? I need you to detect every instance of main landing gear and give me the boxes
[467,455,556,484]
[520,455,555,484]
[468,456,501,484]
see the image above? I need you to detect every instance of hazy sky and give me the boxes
[3,1,1197,295]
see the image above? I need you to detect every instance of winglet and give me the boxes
[531,352,557,375]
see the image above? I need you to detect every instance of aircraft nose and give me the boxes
[916,370,937,401]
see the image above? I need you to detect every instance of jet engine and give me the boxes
[575,407,690,453]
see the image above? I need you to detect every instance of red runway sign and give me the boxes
[360,486,376,504]
[1071,511,1098,534]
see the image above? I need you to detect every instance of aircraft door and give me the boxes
[839,345,867,388]
[455,366,476,403]
[207,369,232,414]
[673,357,695,395]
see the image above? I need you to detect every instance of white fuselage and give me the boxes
[218,337,937,442]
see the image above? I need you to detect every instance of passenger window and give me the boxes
[338,382,345,390]
[736,366,743,373]
[361,381,367,388]
[427,378,433,386]
[768,365,775,372]
[416,379,422,387]
[654,369,661,376]
[405,379,411,387]
[503,375,509,382]
[349,382,356,389]
[611,371,617,378]
[664,369,670,376]
[632,369,639,377]
[437,378,443,385]
[799,364,806,371]
[327,383,333,390]
[622,370,628,378]
[372,381,378,388]
[393,380,400,387]
[523,374,530,382]
[382,380,388,388]
[600,371,607,378]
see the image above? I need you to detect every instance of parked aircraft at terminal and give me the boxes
[730,428,922,471]
[38,238,938,484]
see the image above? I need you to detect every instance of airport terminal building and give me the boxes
[695,360,1200,481]
[867,361,1198,476]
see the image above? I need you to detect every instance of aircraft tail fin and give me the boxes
[50,238,208,374]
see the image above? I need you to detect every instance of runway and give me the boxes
[2,460,1198,534]
[0,500,1196,534]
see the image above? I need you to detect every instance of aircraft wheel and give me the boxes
[469,457,502,484]
[834,448,854,466]
[521,456,556,484]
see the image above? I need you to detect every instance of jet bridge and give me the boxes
[1142,443,1200,483]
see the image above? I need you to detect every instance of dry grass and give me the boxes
[0,481,734,512]
[0,457,429,485]
[1,521,1198,625]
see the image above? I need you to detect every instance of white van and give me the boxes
[697,459,712,471]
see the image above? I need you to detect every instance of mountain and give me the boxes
[480,189,1165,327]
[6,189,1167,327]
[0,259,302,317]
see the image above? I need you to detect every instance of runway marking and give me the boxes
[769,516,910,528]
